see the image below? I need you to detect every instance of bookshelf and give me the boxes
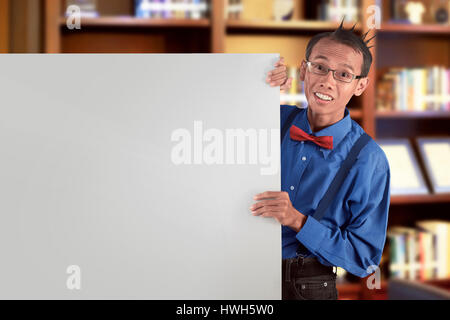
[376,110,450,119]
[226,19,363,31]
[379,22,450,34]
[0,0,9,53]
[41,0,450,300]
[391,193,450,205]
[58,16,211,27]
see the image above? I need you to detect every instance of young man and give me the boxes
[251,21,390,300]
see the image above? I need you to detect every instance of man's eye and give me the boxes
[340,72,350,78]
[316,64,325,71]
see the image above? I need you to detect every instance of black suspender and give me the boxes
[281,107,302,143]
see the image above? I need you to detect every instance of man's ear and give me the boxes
[299,60,306,81]
[354,77,370,96]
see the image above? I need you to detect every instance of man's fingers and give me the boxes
[254,191,283,200]
[274,57,285,66]
[280,78,293,90]
[250,199,282,211]
[271,65,287,76]
[270,72,287,81]
[251,207,279,217]
[270,79,288,87]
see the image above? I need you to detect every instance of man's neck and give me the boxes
[307,107,345,133]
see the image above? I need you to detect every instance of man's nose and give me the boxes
[319,70,337,89]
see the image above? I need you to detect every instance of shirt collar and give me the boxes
[295,106,352,159]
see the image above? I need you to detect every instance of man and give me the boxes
[251,21,390,300]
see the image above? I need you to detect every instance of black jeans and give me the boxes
[282,256,338,300]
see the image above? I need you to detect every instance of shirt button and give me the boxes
[290,186,294,191]
[302,156,306,161]
[323,282,328,287]
[301,141,304,144]
[301,285,306,289]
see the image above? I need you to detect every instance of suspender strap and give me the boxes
[311,132,372,222]
[281,107,302,143]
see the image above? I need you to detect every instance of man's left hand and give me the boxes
[250,191,307,232]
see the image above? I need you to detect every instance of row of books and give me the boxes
[388,220,450,281]
[65,0,210,19]
[317,0,359,22]
[377,66,450,112]
[279,66,307,107]
[135,0,210,19]
[226,0,243,20]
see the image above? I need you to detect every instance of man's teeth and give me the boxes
[315,92,333,101]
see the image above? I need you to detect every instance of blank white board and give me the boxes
[0,54,281,299]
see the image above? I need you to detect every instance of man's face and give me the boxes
[299,38,370,117]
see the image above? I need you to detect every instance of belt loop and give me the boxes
[296,255,304,274]
[286,259,292,283]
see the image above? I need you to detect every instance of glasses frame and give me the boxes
[304,60,364,83]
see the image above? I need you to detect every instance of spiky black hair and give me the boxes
[305,16,375,77]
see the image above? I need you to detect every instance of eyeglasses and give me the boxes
[305,60,363,83]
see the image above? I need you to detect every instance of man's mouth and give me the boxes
[314,92,334,101]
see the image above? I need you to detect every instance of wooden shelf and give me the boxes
[0,0,9,53]
[227,19,362,32]
[349,109,362,119]
[379,23,450,35]
[59,16,210,28]
[376,110,450,119]
[390,193,450,205]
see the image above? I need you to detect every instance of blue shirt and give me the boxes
[281,104,391,278]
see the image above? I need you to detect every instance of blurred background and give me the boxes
[0,0,449,300]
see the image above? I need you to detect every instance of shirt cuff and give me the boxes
[295,216,328,253]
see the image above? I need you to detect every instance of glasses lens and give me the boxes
[335,70,354,83]
[310,62,327,75]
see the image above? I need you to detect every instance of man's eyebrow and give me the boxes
[311,55,355,72]
[341,63,355,73]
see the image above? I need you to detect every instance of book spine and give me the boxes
[438,224,448,278]
[421,68,427,111]
[399,233,406,278]
[433,66,439,111]
[419,231,426,280]
[447,69,450,111]
[406,69,413,111]
[440,67,448,111]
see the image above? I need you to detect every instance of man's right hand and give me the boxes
[266,57,293,93]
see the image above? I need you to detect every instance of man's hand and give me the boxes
[250,191,307,232]
[266,57,293,94]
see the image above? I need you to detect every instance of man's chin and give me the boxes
[307,100,334,112]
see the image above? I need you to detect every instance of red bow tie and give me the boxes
[290,125,333,150]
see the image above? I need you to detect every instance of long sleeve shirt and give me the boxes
[281,104,391,278]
